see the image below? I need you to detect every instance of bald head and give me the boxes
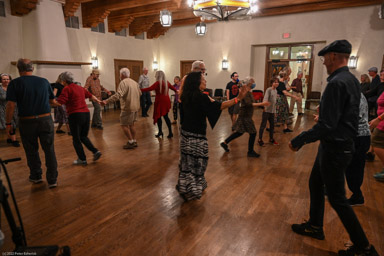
[16,58,34,73]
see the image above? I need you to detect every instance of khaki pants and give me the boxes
[289,91,303,114]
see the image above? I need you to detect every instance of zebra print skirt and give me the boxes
[177,129,209,201]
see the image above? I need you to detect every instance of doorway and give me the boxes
[264,44,314,101]
[180,60,195,78]
[114,59,143,91]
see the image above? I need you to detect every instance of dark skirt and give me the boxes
[275,94,289,124]
[177,129,209,201]
[54,105,68,124]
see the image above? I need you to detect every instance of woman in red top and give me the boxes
[141,70,177,138]
[57,72,102,165]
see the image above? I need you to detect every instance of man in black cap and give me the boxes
[289,40,378,256]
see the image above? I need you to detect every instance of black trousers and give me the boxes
[157,113,172,134]
[309,143,369,249]
[19,116,58,184]
[140,92,152,116]
[68,112,98,161]
[345,135,370,199]
[259,112,275,140]
[224,132,256,153]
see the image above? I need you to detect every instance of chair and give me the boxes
[203,88,213,97]
[252,90,264,102]
[305,91,321,109]
[213,88,224,102]
[102,91,118,111]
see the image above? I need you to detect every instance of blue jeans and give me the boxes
[140,92,152,116]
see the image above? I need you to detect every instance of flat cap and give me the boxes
[318,40,352,56]
[368,67,378,72]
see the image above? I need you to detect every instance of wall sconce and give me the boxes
[222,59,229,70]
[160,10,172,27]
[91,56,98,69]
[152,61,158,71]
[348,56,358,69]
[195,22,207,36]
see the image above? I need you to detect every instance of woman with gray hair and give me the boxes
[220,77,270,157]
[141,70,177,138]
[57,71,102,165]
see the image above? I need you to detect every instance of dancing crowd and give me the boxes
[1,38,383,255]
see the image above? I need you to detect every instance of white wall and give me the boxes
[0,1,383,93]
[158,5,384,92]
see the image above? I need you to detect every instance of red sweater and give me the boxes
[57,83,92,115]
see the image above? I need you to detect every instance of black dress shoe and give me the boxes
[7,139,12,144]
[12,140,20,147]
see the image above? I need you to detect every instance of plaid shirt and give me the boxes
[84,76,107,100]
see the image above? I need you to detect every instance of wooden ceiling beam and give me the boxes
[81,0,170,12]
[108,1,189,19]
[258,0,330,9]
[255,0,383,17]
[10,0,38,16]
[63,0,81,18]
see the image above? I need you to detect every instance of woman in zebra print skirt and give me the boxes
[176,71,247,201]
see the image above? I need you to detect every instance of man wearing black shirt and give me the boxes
[226,72,240,127]
[289,40,378,256]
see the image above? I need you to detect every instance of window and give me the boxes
[291,46,312,60]
[0,1,5,17]
[135,32,145,40]
[65,16,79,29]
[91,22,105,33]
[269,47,289,60]
[115,28,127,37]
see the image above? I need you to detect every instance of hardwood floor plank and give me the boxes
[0,108,383,255]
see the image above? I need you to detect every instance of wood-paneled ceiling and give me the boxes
[10,0,383,39]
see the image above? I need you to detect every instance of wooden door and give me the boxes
[114,59,143,91]
[180,60,194,78]
[264,61,288,91]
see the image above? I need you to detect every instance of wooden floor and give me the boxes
[0,108,383,256]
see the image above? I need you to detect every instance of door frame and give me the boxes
[114,59,143,91]
[264,43,314,99]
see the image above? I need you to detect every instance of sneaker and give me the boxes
[73,159,87,165]
[133,141,138,147]
[29,178,43,184]
[258,139,264,146]
[6,138,12,144]
[348,196,364,206]
[338,245,379,256]
[283,128,293,133]
[270,139,279,145]
[220,142,229,152]
[123,142,135,149]
[373,170,384,181]
[291,221,325,240]
[56,130,65,134]
[48,183,58,189]
[366,152,375,162]
[247,151,260,158]
[93,151,102,161]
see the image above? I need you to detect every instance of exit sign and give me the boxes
[283,33,291,39]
